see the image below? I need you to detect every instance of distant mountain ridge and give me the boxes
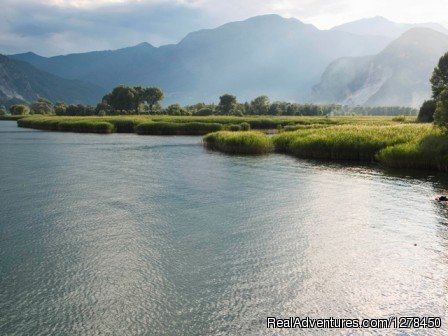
[10,15,391,104]
[312,28,448,107]
[332,16,448,39]
[0,54,105,105]
[6,15,448,107]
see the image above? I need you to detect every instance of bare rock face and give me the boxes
[312,28,448,108]
[0,54,104,105]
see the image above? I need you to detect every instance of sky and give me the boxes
[1,0,448,56]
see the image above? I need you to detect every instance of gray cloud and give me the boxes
[0,0,209,55]
[1,0,447,56]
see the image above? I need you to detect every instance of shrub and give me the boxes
[227,124,242,131]
[10,104,30,115]
[391,115,406,122]
[240,122,251,131]
[194,108,214,116]
[417,100,436,123]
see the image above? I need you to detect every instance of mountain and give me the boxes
[0,54,105,105]
[10,15,391,104]
[311,28,448,107]
[332,16,448,39]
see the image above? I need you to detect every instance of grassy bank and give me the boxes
[272,125,431,161]
[202,124,448,172]
[203,131,274,154]
[12,115,415,134]
[17,117,115,133]
[9,114,448,172]
[0,115,28,121]
[136,122,224,135]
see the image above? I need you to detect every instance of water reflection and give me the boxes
[1,121,448,335]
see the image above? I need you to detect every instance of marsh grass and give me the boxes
[272,125,432,161]
[18,117,115,133]
[57,121,115,133]
[13,115,411,134]
[203,131,274,154]
[136,122,223,135]
[376,132,448,171]
[0,115,28,121]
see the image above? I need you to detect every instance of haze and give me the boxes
[1,0,448,56]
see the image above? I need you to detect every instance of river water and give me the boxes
[1,121,447,335]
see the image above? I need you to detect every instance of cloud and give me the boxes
[1,0,448,56]
[0,0,208,55]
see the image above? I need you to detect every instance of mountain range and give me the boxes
[0,54,104,106]
[3,15,448,108]
[332,16,448,39]
[312,28,448,107]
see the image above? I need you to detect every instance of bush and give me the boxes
[417,100,436,123]
[136,122,223,135]
[194,108,214,116]
[391,115,406,122]
[240,122,250,131]
[10,104,30,115]
[227,124,242,131]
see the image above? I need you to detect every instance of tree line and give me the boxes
[418,52,448,126]
[1,86,417,117]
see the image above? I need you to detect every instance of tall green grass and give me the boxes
[18,117,114,133]
[136,122,224,135]
[272,125,432,161]
[376,132,448,171]
[203,131,274,154]
[12,115,412,134]
[202,124,448,172]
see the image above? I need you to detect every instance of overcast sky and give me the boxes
[1,0,448,56]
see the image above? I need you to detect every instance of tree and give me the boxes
[138,87,164,114]
[250,95,270,115]
[217,94,237,115]
[54,102,67,116]
[164,104,191,116]
[434,89,448,129]
[102,85,164,114]
[431,52,448,99]
[417,100,436,122]
[103,85,136,112]
[10,104,30,115]
[95,102,112,115]
[31,98,53,115]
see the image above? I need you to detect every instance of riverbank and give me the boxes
[203,124,448,172]
[12,115,415,135]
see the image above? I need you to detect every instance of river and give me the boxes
[1,121,447,335]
